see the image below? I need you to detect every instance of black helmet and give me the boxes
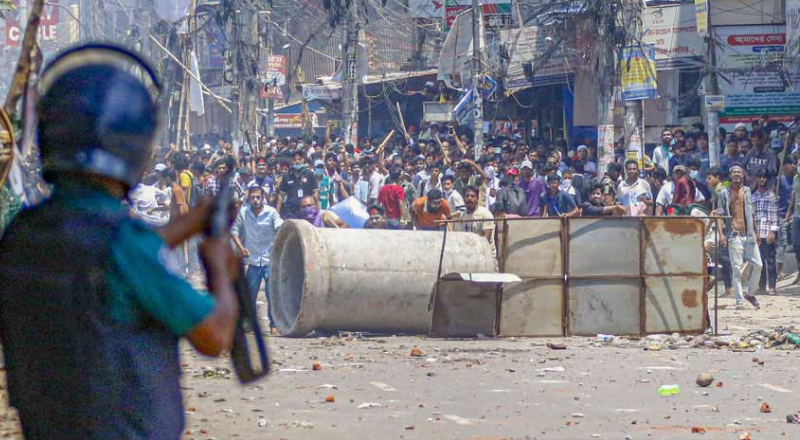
[38,43,162,189]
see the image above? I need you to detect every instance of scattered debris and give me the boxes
[696,373,714,388]
[312,362,322,371]
[691,426,706,434]
[405,426,415,430]
[325,395,335,403]
[658,385,680,396]
[761,402,772,413]
[547,342,567,350]
[786,413,800,424]
[571,413,585,418]
[739,432,751,440]
[715,382,724,388]
[410,348,423,357]
[357,402,382,409]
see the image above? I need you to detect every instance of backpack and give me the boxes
[180,170,201,208]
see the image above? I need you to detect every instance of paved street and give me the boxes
[5,282,800,440]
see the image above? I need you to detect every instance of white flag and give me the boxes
[189,51,205,116]
[154,0,191,22]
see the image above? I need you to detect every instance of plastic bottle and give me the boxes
[787,333,800,345]
[597,334,615,343]
[658,385,680,396]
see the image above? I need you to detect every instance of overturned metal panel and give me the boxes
[568,218,640,277]
[644,276,707,334]
[568,278,641,335]
[643,218,706,276]
[499,279,564,337]
[504,219,562,278]
[429,277,499,338]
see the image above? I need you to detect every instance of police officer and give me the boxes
[0,44,239,440]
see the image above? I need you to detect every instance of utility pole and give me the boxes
[341,0,360,147]
[623,0,645,166]
[596,0,616,178]
[471,0,483,160]
[265,11,275,137]
[701,2,721,167]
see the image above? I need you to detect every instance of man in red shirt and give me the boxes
[378,167,407,221]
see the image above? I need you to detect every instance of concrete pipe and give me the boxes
[269,220,496,336]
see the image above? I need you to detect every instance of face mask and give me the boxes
[562,178,572,187]
[293,163,307,171]
[304,206,319,219]
[689,170,699,180]
[315,169,324,177]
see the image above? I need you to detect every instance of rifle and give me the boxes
[205,169,271,383]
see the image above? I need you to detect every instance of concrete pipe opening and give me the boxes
[269,219,496,337]
[269,220,317,336]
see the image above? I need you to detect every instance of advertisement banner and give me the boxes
[621,45,659,101]
[302,85,342,101]
[5,0,59,47]
[715,25,800,125]
[642,3,704,69]
[597,124,615,177]
[694,0,708,36]
[262,55,286,100]
[274,113,319,129]
[444,0,511,30]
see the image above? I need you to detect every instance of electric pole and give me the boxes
[342,0,360,147]
[701,3,721,167]
[471,0,483,160]
[596,0,616,178]
[623,0,645,166]
[265,11,275,137]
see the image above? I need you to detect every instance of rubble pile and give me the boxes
[594,327,800,351]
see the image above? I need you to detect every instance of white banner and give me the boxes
[154,0,191,22]
[500,26,574,90]
[715,25,800,123]
[302,85,342,101]
[642,3,704,69]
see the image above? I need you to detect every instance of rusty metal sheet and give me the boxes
[499,279,564,337]
[568,279,641,335]
[644,276,706,334]
[429,280,498,338]
[643,218,706,276]
[568,218,640,277]
[504,219,562,278]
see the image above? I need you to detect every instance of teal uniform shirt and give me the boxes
[62,184,215,335]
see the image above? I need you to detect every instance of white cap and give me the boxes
[520,160,534,170]
[154,163,167,172]
[577,145,589,152]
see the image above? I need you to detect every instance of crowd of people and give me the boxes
[129,117,800,325]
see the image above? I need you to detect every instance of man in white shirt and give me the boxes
[617,159,652,216]
[367,158,385,205]
[454,185,496,258]
[442,175,465,214]
[652,128,673,172]
[231,186,284,335]
[129,172,170,227]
